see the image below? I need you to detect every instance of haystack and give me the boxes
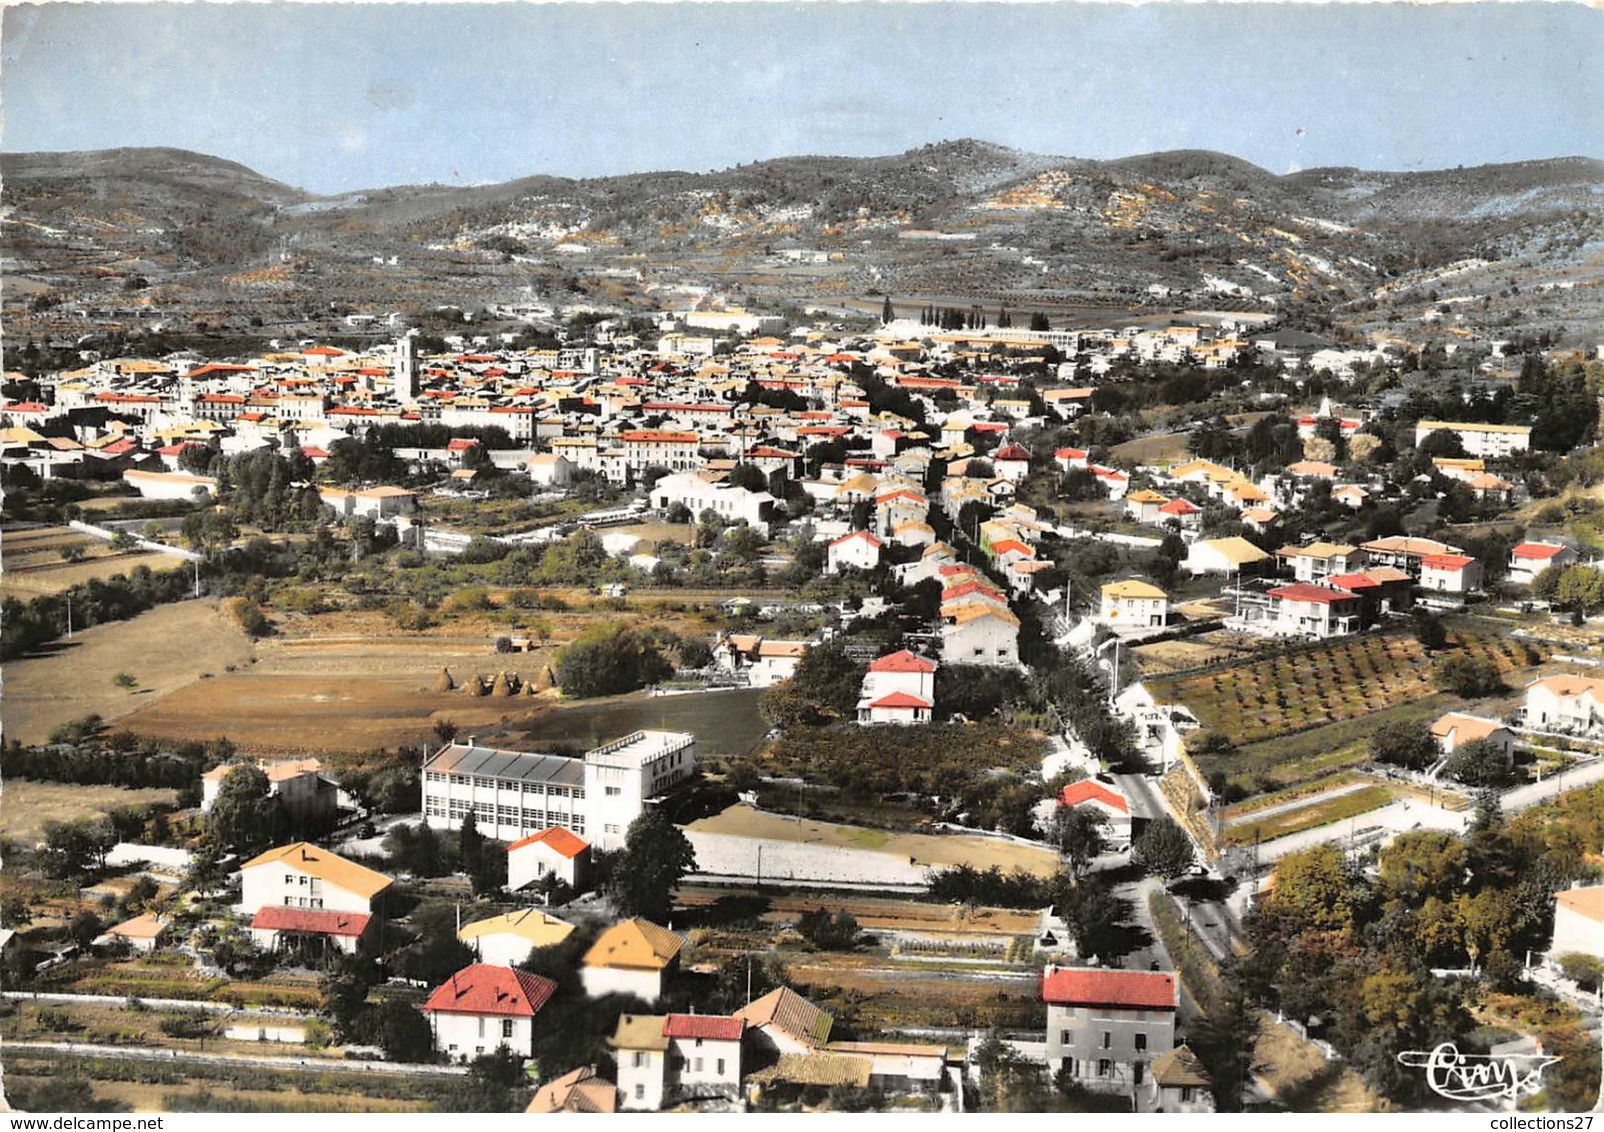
[532,665,556,691]
[433,667,456,693]
[463,674,488,697]
[488,672,513,698]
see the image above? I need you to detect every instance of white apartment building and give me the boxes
[1414,420,1532,458]
[422,730,696,852]
[651,471,776,533]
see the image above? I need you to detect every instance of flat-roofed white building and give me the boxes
[421,730,696,852]
[1414,420,1531,458]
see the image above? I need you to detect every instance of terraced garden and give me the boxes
[1149,630,1543,747]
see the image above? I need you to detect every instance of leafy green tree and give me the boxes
[759,640,862,726]
[1131,817,1194,881]
[1443,737,1514,788]
[796,908,860,950]
[1369,720,1440,770]
[610,808,697,923]
[1432,653,1505,698]
[1051,806,1108,877]
[1188,970,1261,1112]
[554,625,673,697]
[376,999,436,1063]
[205,764,281,855]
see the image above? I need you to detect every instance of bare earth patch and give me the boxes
[687,804,1062,877]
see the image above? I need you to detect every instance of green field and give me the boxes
[1223,785,1394,846]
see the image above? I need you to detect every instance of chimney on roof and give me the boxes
[467,735,477,748]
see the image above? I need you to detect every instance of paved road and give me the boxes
[1501,756,1604,812]
[4,1040,468,1077]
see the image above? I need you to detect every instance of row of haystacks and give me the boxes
[433,666,556,697]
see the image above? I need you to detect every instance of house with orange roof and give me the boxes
[1508,541,1576,585]
[240,842,392,955]
[1523,674,1604,735]
[941,604,1020,668]
[1055,779,1134,846]
[506,826,591,892]
[201,758,336,834]
[97,913,170,955]
[581,918,685,1002]
[525,1065,617,1114]
[1550,884,1604,961]
[611,1012,745,1110]
[1428,712,1514,761]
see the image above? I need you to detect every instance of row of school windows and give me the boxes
[425,772,583,799]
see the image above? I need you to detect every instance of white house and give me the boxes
[1043,966,1178,1095]
[992,442,1031,482]
[712,634,809,687]
[857,649,938,726]
[97,913,169,955]
[1428,712,1514,760]
[1523,675,1604,735]
[1185,537,1270,577]
[1266,583,1361,640]
[1419,553,1484,595]
[506,826,591,892]
[826,530,883,573]
[201,758,337,834]
[458,908,575,968]
[240,842,392,955]
[1508,542,1576,585]
[941,606,1020,667]
[1098,580,1169,635]
[651,470,775,534]
[525,452,576,487]
[1056,779,1134,848]
[1550,885,1604,961]
[580,918,685,1002]
[611,1013,745,1111]
[422,963,558,1061]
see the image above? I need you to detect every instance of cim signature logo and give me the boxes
[1396,1043,1562,1103]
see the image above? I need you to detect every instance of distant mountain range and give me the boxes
[4,140,1600,345]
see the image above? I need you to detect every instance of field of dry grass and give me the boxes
[1,599,256,746]
[1,525,171,599]
[0,781,179,844]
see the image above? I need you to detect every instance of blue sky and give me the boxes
[3,2,1601,195]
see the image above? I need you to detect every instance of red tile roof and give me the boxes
[1268,583,1357,604]
[868,650,936,674]
[829,530,882,549]
[1512,542,1565,560]
[250,906,371,938]
[423,964,557,1018]
[868,691,932,711]
[1041,967,1176,1011]
[506,826,589,859]
[1421,554,1476,570]
[664,1014,745,1042]
[995,443,1030,462]
[1059,780,1128,814]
